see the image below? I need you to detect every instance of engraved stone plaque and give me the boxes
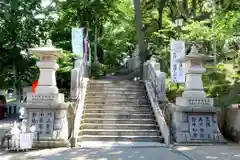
[28,111,54,136]
[45,111,54,135]
[188,114,213,140]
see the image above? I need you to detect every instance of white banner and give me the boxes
[71,27,84,57]
[170,40,185,83]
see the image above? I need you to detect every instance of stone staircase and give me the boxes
[78,79,164,143]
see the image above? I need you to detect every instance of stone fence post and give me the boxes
[143,57,167,101]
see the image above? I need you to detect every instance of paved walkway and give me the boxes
[1,117,240,160]
[0,147,188,160]
[0,144,240,160]
[174,144,240,160]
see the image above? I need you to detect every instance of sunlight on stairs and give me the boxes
[78,79,164,147]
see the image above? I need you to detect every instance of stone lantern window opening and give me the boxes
[190,60,201,67]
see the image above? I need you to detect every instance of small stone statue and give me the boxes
[46,39,53,47]
[150,57,156,62]
[39,39,45,47]
[132,45,139,57]
[189,44,199,55]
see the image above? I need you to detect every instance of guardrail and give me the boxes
[143,57,170,145]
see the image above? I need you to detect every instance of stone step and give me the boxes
[82,118,156,124]
[87,87,145,92]
[84,107,151,112]
[85,102,151,107]
[84,100,150,105]
[79,135,164,142]
[80,129,160,136]
[88,83,145,88]
[85,98,149,102]
[86,92,147,96]
[85,103,150,106]
[85,104,151,109]
[85,98,148,102]
[80,123,158,130]
[88,86,144,90]
[85,97,149,102]
[82,113,154,119]
[85,103,151,107]
[89,80,143,85]
[86,90,145,95]
[85,95,148,100]
[83,109,151,114]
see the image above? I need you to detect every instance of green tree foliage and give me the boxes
[140,0,240,105]
[0,0,239,105]
[57,51,76,99]
[50,0,136,78]
[0,0,48,99]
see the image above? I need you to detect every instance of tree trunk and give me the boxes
[133,0,147,80]
[94,16,98,64]
[98,46,104,63]
[13,62,22,101]
[183,0,188,16]
[157,7,164,30]
[192,0,197,18]
[157,0,168,30]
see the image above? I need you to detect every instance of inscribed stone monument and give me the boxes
[171,44,226,143]
[22,40,70,148]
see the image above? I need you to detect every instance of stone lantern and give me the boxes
[29,40,62,94]
[22,40,70,148]
[171,44,226,143]
[179,44,211,98]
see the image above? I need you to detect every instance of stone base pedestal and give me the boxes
[33,139,70,148]
[171,97,226,143]
[22,93,70,148]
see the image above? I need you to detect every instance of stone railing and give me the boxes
[143,58,170,145]
[126,45,141,72]
[126,56,141,72]
[70,59,89,146]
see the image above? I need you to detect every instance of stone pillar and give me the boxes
[23,40,70,148]
[71,58,86,100]
[171,44,226,143]
[127,45,141,72]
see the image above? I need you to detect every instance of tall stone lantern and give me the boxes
[171,44,226,143]
[30,40,62,94]
[23,40,70,148]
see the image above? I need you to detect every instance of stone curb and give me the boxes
[172,142,229,146]
[169,145,196,160]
